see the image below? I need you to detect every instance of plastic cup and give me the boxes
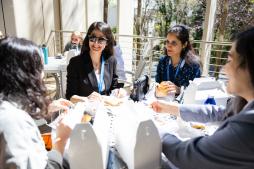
[165,91,175,102]
[41,133,52,151]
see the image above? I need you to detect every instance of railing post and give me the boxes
[148,38,153,80]
[117,0,134,75]
[200,0,217,76]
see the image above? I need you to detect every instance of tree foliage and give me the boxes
[215,0,254,41]
[134,0,156,36]
[153,0,205,39]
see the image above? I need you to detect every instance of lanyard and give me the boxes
[167,58,184,82]
[98,56,105,94]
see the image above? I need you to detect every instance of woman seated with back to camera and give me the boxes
[0,37,73,169]
[155,25,201,97]
[152,27,254,169]
[66,22,125,103]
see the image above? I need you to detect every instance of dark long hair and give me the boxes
[0,37,50,119]
[165,25,200,66]
[233,26,254,87]
[223,27,254,118]
[81,21,114,60]
[223,96,248,120]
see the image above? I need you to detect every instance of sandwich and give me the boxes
[156,82,169,97]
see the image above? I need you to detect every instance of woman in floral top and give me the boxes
[155,25,201,95]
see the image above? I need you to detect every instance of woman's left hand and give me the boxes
[111,88,127,98]
[166,81,180,94]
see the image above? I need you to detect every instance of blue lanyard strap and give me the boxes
[167,58,184,82]
[98,56,105,93]
[174,58,182,80]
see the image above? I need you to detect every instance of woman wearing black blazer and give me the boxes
[66,22,119,101]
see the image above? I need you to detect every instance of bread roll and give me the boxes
[156,82,169,97]
[191,123,205,130]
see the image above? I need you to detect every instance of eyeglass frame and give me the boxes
[88,35,108,45]
[165,40,179,47]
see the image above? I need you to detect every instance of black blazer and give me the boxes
[66,54,119,99]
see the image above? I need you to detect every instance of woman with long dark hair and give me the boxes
[155,25,201,95]
[0,37,72,169]
[154,27,254,169]
[66,22,120,102]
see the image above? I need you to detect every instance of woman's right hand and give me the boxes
[53,114,72,155]
[150,101,180,117]
[155,81,179,97]
[87,92,103,101]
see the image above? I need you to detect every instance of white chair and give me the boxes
[66,49,78,64]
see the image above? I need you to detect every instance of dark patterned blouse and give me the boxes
[155,56,201,87]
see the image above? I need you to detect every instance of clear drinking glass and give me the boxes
[165,91,175,102]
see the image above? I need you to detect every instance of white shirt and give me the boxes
[95,70,105,92]
[0,101,48,169]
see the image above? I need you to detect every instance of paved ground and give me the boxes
[44,74,57,99]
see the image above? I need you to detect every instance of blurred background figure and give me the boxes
[64,31,83,52]
[113,39,127,88]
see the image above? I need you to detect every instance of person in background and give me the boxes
[0,37,73,169]
[64,31,83,52]
[113,39,127,88]
[66,22,124,102]
[155,25,201,96]
[0,31,4,39]
[153,27,254,169]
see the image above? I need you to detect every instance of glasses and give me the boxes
[165,40,178,47]
[89,35,108,45]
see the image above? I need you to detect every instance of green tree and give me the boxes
[189,0,206,40]
[154,0,173,37]
[212,0,254,77]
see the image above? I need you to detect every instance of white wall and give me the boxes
[1,0,16,37]
[0,1,5,35]
[85,0,104,30]
[108,5,117,28]
[0,0,55,44]
[60,0,86,32]
[60,0,86,48]
[13,0,44,43]
[117,0,135,72]
[42,0,55,42]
